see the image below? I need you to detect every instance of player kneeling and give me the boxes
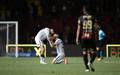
[51,34,68,64]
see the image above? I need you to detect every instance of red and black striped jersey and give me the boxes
[78,15,96,39]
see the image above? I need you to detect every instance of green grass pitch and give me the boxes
[0,57,120,75]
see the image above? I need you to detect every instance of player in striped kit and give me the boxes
[35,27,54,64]
[76,6,98,72]
[51,34,66,64]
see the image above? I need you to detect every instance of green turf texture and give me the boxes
[0,57,120,75]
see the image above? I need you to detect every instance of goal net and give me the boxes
[0,21,18,57]
[0,21,47,58]
[105,44,120,63]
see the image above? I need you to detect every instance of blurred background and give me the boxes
[0,0,120,56]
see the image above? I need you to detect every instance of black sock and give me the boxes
[36,47,40,49]
[41,54,45,58]
[83,54,89,69]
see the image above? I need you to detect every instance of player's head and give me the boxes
[94,22,100,31]
[53,34,59,39]
[82,6,91,15]
[50,29,54,34]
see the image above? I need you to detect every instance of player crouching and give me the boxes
[51,34,68,64]
[34,27,55,64]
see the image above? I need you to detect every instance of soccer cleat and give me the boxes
[97,58,102,61]
[91,67,95,72]
[40,62,47,64]
[89,63,95,72]
[85,69,90,72]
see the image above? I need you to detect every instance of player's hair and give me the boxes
[83,5,95,15]
[53,34,59,38]
[50,29,54,33]
[83,6,88,13]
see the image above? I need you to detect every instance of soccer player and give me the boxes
[96,27,105,61]
[76,6,97,72]
[51,34,66,64]
[35,27,54,64]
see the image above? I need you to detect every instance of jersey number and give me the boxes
[83,20,92,30]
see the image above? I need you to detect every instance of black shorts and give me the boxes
[96,39,105,47]
[81,39,96,51]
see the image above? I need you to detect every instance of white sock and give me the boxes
[40,57,44,62]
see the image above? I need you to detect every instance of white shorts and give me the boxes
[35,37,44,51]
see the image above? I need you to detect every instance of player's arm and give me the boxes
[51,39,59,48]
[45,29,54,47]
[99,30,105,38]
[51,42,56,48]
[47,35,54,47]
[76,19,81,45]
[102,30,105,36]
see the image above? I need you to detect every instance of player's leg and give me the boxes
[96,40,101,61]
[35,38,47,64]
[89,48,96,72]
[52,55,61,64]
[100,49,103,59]
[81,39,90,72]
[99,40,104,59]
[35,38,41,54]
[96,47,101,61]
[87,39,96,72]
[97,40,104,61]
[39,43,47,64]
[83,48,90,72]
[52,54,65,64]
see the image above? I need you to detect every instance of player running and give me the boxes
[51,34,67,64]
[35,27,54,64]
[76,6,98,72]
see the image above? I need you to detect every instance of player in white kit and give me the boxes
[35,27,54,64]
[51,34,65,64]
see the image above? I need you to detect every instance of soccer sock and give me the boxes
[90,52,96,64]
[83,54,89,69]
[97,50,100,58]
[100,50,103,58]
[40,57,43,62]
[41,54,45,58]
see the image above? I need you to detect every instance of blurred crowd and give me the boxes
[0,0,120,44]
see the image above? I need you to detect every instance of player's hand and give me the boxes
[76,39,79,45]
[96,47,99,51]
[50,42,55,48]
[50,45,54,48]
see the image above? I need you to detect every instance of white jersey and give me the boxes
[35,28,50,41]
[54,38,65,55]
[35,27,52,47]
